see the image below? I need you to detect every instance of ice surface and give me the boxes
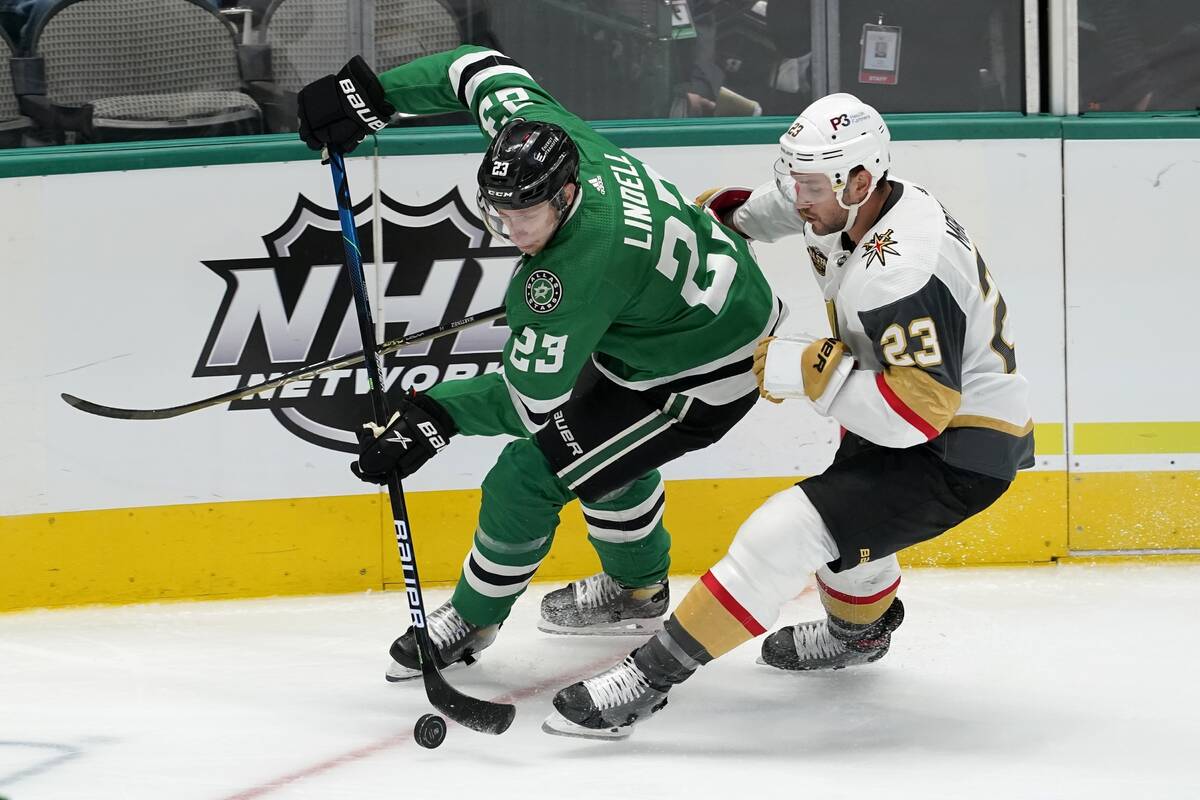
[1,564,1197,799]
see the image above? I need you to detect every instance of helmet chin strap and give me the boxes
[831,173,880,236]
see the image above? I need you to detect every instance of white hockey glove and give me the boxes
[752,335,853,416]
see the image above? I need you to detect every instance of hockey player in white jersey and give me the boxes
[544,93,1034,739]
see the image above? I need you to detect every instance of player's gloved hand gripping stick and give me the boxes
[325,147,515,736]
[299,56,395,154]
[352,389,457,484]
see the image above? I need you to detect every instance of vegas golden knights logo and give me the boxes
[862,228,900,268]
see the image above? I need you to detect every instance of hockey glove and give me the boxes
[351,391,457,484]
[694,186,753,235]
[298,55,395,154]
[753,335,853,416]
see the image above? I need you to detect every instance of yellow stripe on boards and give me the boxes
[1034,423,1065,456]
[1069,471,1200,550]
[3,472,1068,613]
[899,469,1068,566]
[0,494,384,612]
[1074,422,1200,454]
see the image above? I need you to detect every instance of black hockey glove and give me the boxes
[351,391,457,484]
[298,55,396,154]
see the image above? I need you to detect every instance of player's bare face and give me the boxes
[497,201,559,255]
[791,173,848,235]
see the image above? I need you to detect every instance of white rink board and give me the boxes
[1064,139,1200,427]
[0,139,1064,518]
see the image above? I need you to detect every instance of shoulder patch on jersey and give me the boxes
[862,228,900,269]
[525,269,563,313]
[807,246,828,276]
[587,175,606,195]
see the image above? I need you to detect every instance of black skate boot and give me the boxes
[538,572,668,635]
[759,598,905,672]
[385,600,499,682]
[542,655,670,740]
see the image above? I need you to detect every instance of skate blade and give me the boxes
[384,657,471,683]
[754,656,846,672]
[541,712,631,741]
[385,661,422,682]
[536,617,663,637]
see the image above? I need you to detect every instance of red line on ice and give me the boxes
[220,585,816,799]
[218,652,630,800]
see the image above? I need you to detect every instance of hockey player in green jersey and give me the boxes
[296,49,784,680]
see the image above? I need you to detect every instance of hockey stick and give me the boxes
[326,149,515,736]
[60,306,506,421]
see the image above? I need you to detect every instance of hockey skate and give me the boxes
[759,598,905,672]
[542,655,669,740]
[385,600,499,682]
[538,572,668,635]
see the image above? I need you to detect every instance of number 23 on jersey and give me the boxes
[510,327,568,373]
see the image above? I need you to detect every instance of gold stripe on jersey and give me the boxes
[881,367,961,433]
[947,415,1035,438]
[818,579,900,626]
[824,300,840,338]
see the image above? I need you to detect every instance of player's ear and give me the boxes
[848,167,873,203]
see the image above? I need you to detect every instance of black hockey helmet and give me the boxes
[477,118,579,211]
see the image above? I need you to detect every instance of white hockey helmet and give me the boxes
[774,93,891,230]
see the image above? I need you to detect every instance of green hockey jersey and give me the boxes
[379,46,782,436]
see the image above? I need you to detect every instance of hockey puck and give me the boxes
[414,713,447,749]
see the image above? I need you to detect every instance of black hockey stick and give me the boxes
[326,149,514,735]
[60,306,506,421]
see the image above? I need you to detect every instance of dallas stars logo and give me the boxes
[862,228,900,268]
[525,269,563,313]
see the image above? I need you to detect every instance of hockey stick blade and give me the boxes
[60,306,506,421]
[424,664,516,735]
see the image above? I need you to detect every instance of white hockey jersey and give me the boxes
[732,177,1034,480]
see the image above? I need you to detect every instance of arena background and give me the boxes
[1,114,1196,612]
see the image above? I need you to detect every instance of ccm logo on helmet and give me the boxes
[339,78,388,131]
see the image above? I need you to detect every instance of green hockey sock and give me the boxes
[579,470,671,588]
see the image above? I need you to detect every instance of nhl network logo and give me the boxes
[193,189,519,453]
